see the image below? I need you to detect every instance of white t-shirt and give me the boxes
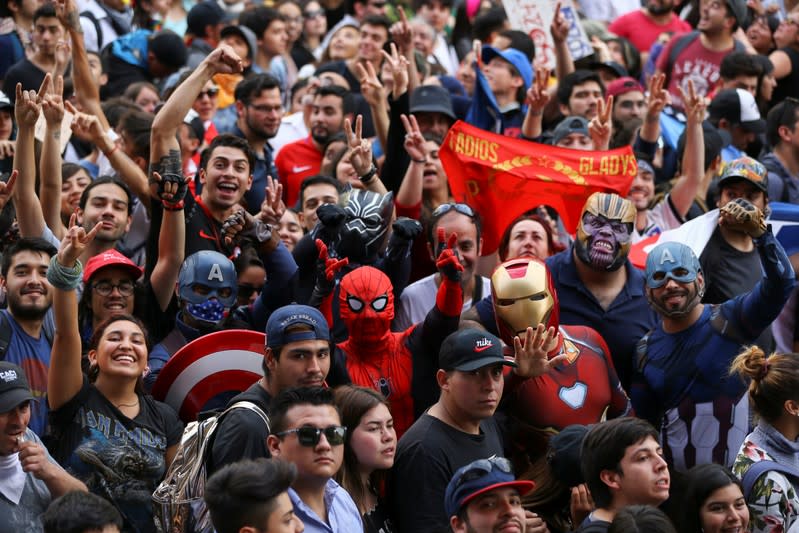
[393,273,491,331]
[631,194,684,244]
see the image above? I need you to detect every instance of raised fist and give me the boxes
[719,198,766,238]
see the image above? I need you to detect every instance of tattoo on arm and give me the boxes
[150,149,182,179]
[67,11,82,32]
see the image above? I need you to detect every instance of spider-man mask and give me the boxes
[339,266,394,342]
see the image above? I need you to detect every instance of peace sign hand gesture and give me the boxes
[588,95,613,151]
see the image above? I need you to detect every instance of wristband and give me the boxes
[359,165,378,183]
[104,144,119,157]
[47,256,83,291]
[162,199,185,211]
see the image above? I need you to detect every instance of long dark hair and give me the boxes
[333,386,392,514]
[88,314,150,396]
[678,463,746,533]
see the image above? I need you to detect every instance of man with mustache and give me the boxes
[0,238,57,436]
[632,220,795,472]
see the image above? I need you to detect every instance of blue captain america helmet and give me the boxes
[644,242,702,289]
[178,250,238,308]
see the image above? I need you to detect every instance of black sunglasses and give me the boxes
[237,284,264,300]
[276,425,347,447]
[454,457,514,489]
[432,202,476,219]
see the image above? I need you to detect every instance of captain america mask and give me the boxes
[645,242,705,318]
[178,251,238,326]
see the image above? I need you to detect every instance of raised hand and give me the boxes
[392,217,422,242]
[344,115,373,177]
[0,170,18,211]
[58,212,100,267]
[389,7,413,55]
[719,198,766,238]
[590,36,611,62]
[550,2,569,43]
[257,175,285,225]
[588,95,613,151]
[435,228,464,282]
[400,113,426,162]
[65,100,107,147]
[472,39,483,70]
[42,74,65,126]
[525,67,551,112]
[55,0,82,32]
[205,44,244,75]
[355,61,386,108]
[148,170,189,208]
[677,79,705,125]
[0,141,14,160]
[316,238,349,282]
[513,324,566,378]
[646,72,670,119]
[570,484,594,527]
[381,42,409,99]
[54,39,71,73]
[15,76,49,128]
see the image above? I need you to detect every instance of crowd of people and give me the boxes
[1,0,799,531]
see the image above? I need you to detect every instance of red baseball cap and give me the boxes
[83,250,143,283]
[606,77,645,99]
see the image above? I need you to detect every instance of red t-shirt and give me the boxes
[608,11,691,54]
[275,135,323,207]
[657,34,733,111]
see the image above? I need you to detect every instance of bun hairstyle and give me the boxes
[730,346,799,423]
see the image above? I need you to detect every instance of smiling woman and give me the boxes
[47,223,183,533]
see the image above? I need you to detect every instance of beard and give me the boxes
[8,296,50,322]
[648,0,673,15]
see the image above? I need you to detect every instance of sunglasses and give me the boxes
[237,284,264,300]
[453,457,514,489]
[432,202,476,219]
[197,88,219,99]
[304,8,325,18]
[276,425,347,447]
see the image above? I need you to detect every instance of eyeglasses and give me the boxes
[276,425,347,447]
[237,284,263,300]
[304,8,325,18]
[92,280,135,296]
[453,457,514,489]
[197,88,219,99]
[432,203,476,219]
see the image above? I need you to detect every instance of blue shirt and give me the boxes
[289,480,363,533]
[1,310,53,436]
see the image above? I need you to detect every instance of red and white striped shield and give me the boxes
[151,329,266,423]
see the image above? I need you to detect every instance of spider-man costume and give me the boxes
[329,238,464,437]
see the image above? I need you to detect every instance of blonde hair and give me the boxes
[729,345,799,422]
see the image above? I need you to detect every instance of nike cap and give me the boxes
[439,329,516,372]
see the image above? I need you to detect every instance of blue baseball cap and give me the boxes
[644,242,702,289]
[481,46,533,90]
[445,457,535,517]
[266,305,330,348]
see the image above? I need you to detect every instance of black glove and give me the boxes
[316,203,347,229]
[392,217,423,242]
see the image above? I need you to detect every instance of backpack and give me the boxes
[741,460,799,500]
[662,31,747,88]
[152,401,269,533]
[0,310,55,360]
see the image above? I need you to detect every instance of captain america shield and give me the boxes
[151,329,266,423]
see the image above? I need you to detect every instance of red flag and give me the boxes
[440,121,637,255]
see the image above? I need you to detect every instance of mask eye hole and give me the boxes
[673,268,689,278]
[529,292,547,301]
[371,295,388,311]
[347,296,364,312]
[652,272,666,281]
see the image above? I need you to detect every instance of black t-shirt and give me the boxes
[48,378,183,533]
[207,381,272,476]
[364,498,394,533]
[2,58,46,105]
[700,226,775,351]
[389,414,504,533]
[149,194,228,262]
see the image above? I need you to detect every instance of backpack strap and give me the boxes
[741,460,799,499]
[664,31,700,88]
[224,400,270,432]
[80,10,103,49]
[0,311,11,360]
[472,275,483,303]
[159,328,187,359]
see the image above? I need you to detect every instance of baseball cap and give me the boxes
[717,156,769,194]
[148,31,188,70]
[409,85,456,121]
[83,250,144,283]
[0,362,36,413]
[439,329,516,372]
[220,24,258,61]
[0,91,11,110]
[590,61,629,80]
[725,0,747,26]
[481,46,533,90]
[266,305,330,348]
[708,88,765,133]
[187,0,227,37]
[444,457,535,517]
[606,76,644,99]
[551,116,590,146]
[547,424,589,487]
